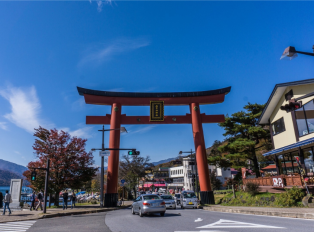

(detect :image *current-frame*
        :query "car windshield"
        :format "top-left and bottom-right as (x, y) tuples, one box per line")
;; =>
(143, 195), (161, 200)
(160, 195), (173, 200)
(183, 192), (197, 198)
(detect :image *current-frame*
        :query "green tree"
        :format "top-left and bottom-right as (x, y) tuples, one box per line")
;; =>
(119, 155), (150, 198)
(218, 103), (271, 177)
(207, 140), (232, 168)
(210, 169), (222, 190)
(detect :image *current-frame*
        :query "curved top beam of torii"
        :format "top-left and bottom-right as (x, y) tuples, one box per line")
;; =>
(77, 86), (231, 106)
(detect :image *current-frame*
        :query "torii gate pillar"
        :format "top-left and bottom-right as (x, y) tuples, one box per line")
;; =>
(190, 103), (214, 203)
(104, 103), (121, 207)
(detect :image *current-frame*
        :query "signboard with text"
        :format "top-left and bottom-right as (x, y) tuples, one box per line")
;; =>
(150, 101), (164, 121)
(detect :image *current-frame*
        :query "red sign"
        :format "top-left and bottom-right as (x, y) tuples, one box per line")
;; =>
(241, 167), (246, 179)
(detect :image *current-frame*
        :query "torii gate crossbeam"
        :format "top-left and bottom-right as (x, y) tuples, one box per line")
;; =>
(77, 86), (231, 206)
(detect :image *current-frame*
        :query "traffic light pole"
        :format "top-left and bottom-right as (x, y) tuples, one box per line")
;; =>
(30, 158), (50, 214)
(43, 158), (50, 214)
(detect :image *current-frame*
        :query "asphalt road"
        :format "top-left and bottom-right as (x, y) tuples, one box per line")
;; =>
(26, 207), (314, 232)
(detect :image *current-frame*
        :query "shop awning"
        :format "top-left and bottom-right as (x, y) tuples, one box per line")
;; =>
(142, 184), (166, 188)
(263, 137), (314, 156)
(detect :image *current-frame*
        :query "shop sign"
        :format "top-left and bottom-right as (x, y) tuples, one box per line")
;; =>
(272, 176), (284, 188)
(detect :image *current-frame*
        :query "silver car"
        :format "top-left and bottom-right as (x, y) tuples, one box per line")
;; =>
(131, 194), (166, 217)
(180, 190), (198, 209)
(160, 195), (176, 209)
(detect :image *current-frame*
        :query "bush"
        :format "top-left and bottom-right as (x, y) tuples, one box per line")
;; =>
(275, 186), (305, 207)
(245, 182), (259, 196)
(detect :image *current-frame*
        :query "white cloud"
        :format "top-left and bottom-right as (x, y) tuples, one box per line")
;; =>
(59, 127), (93, 139)
(0, 86), (49, 133)
(127, 125), (156, 135)
(0, 122), (8, 130)
(78, 37), (150, 67)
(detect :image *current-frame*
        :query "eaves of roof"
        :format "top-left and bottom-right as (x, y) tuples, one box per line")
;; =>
(258, 78), (314, 125)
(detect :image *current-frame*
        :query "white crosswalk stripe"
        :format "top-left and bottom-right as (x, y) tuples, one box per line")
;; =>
(0, 220), (37, 232)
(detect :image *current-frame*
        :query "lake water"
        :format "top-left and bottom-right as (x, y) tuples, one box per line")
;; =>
(0, 186), (33, 196)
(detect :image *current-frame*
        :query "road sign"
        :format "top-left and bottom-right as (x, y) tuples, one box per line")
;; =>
(121, 179), (125, 184)
(99, 151), (110, 157)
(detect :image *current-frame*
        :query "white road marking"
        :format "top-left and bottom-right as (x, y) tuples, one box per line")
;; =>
(197, 219), (285, 229)
(195, 218), (203, 222)
(0, 220), (36, 232)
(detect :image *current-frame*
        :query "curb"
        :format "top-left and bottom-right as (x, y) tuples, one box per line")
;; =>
(0, 205), (131, 223)
(39, 205), (131, 219)
(203, 206), (314, 219)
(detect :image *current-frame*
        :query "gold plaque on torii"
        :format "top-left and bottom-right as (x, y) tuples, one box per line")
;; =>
(150, 101), (164, 121)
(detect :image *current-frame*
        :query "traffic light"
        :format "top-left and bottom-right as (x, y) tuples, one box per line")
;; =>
(31, 171), (36, 181)
(191, 174), (195, 186)
(128, 150), (140, 155)
(280, 99), (302, 112)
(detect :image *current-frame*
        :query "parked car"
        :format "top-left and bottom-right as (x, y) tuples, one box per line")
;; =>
(173, 193), (181, 205)
(131, 194), (166, 217)
(180, 190), (198, 209)
(160, 195), (176, 209)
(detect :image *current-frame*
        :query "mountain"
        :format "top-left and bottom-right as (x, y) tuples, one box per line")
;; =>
(0, 169), (23, 186)
(0, 159), (29, 186)
(151, 157), (178, 166)
(0, 159), (27, 176)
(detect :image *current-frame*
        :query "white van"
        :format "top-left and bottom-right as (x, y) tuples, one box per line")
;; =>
(180, 190), (198, 209)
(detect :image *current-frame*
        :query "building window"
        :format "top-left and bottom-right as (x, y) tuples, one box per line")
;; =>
(295, 100), (314, 137)
(303, 148), (314, 176)
(271, 117), (286, 135)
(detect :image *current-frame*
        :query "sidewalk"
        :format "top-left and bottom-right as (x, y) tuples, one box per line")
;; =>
(203, 205), (314, 219)
(0, 201), (133, 223)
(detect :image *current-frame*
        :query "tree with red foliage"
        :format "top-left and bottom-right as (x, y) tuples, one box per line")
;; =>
(23, 126), (97, 206)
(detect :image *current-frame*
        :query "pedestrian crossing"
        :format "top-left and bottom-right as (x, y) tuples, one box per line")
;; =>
(0, 220), (37, 232)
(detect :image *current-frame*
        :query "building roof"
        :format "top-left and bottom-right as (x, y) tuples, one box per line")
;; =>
(261, 164), (277, 170)
(262, 137), (314, 156)
(77, 86), (231, 98)
(258, 78), (314, 124)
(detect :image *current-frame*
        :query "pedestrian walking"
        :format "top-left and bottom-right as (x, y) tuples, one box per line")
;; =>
(70, 191), (76, 209)
(30, 191), (36, 211)
(35, 190), (43, 211)
(62, 190), (68, 210)
(2, 190), (12, 215)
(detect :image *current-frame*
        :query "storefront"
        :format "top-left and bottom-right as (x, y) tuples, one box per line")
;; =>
(249, 78), (314, 191)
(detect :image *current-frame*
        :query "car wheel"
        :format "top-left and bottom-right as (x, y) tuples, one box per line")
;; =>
(139, 209), (143, 217)
(131, 207), (135, 215)
(160, 212), (165, 217)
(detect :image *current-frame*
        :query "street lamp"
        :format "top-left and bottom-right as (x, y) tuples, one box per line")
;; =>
(280, 45), (314, 60)
(91, 126), (132, 207)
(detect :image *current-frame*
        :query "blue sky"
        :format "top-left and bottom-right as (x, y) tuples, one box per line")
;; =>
(1, 1), (314, 167)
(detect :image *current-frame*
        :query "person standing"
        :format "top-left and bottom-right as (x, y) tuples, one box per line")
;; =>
(35, 190), (43, 211)
(30, 191), (36, 211)
(2, 190), (12, 215)
(70, 191), (76, 209)
(62, 190), (68, 210)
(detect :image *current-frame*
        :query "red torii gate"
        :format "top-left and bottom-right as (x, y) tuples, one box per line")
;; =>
(77, 86), (231, 206)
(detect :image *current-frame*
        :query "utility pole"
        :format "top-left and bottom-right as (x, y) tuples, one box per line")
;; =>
(99, 125), (106, 208)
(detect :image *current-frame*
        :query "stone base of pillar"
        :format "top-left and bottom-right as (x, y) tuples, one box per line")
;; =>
(200, 191), (215, 205)
(104, 193), (118, 207)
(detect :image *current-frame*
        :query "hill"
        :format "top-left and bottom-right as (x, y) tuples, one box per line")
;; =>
(0, 159), (27, 176)
(0, 169), (24, 186)
(151, 157), (178, 166)
(0, 159), (29, 186)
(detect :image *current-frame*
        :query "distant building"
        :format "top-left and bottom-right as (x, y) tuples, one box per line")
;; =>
(167, 157), (234, 191)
